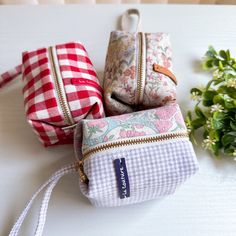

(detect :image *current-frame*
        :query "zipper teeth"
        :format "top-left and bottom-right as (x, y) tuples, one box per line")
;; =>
(136, 32), (145, 105)
(82, 132), (189, 161)
(48, 47), (73, 126)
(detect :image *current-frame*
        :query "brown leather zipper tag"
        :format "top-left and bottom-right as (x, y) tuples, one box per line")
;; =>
(153, 64), (177, 85)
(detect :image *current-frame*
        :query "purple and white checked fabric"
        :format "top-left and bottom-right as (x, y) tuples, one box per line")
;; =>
(79, 139), (198, 207)
(8, 106), (199, 235)
(74, 104), (199, 207)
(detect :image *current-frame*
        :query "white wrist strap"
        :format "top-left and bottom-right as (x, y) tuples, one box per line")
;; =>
(9, 163), (77, 236)
(121, 8), (141, 33)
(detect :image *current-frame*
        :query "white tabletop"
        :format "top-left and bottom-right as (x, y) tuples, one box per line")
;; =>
(1, 4), (236, 236)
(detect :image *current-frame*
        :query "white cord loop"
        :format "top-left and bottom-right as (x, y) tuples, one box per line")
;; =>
(121, 8), (141, 33)
(9, 163), (77, 236)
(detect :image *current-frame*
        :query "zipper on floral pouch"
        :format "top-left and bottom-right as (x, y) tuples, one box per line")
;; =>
(136, 32), (146, 106)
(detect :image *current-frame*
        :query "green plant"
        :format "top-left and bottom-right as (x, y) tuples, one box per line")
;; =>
(186, 46), (236, 158)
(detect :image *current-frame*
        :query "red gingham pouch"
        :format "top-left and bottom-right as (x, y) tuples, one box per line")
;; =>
(0, 42), (105, 146)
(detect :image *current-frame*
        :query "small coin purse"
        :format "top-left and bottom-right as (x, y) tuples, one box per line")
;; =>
(75, 103), (199, 207)
(103, 9), (177, 116)
(0, 42), (105, 146)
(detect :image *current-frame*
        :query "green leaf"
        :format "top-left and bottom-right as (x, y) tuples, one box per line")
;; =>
(194, 106), (206, 119)
(209, 129), (221, 141)
(191, 88), (202, 95)
(226, 49), (231, 61)
(212, 112), (226, 129)
(205, 46), (217, 58)
(187, 111), (192, 121)
(213, 111), (226, 120)
(218, 86), (236, 99)
(203, 90), (218, 100)
(222, 133), (236, 147)
(227, 131), (236, 137)
(213, 60), (220, 67)
(230, 121), (236, 131)
(202, 99), (214, 107)
(204, 60), (214, 69)
(219, 50), (227, 60)
(224, 146), (235, 155)
(219, 61), (224, 70)
(212, 119), (224, 130)
(213, 95), (225, 106)
(212, 142), (221, 156)
(191, 118), (206, 129)
(213, 79), (224, 86)
(225, 100), (235, 109)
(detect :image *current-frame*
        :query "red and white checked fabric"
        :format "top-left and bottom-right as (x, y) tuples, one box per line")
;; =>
(0, 64), (22, 88)
(1, 42), (105, 146)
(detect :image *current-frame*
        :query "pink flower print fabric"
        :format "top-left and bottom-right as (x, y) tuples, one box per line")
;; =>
(104, 31), (177, 116)
(119, 129), (146, 138)
(143, 33), (176, 108)
(155, 120), (173, 133)
(82, 104), (187, 152)
(155, 104), (177, 120)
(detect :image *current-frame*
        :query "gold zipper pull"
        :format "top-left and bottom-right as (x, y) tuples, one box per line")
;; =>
(153, 64), (178, 85)
(75, 161), (89, 184)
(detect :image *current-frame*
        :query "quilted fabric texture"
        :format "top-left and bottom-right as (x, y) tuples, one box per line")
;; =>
(103, 31), (177, 116)
(75, 104), (199, 207)
(21, 42), (104, 146)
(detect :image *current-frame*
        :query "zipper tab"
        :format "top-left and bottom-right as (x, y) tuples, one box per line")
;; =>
(75, 161), (89, 184)
(48, 46), (75, 126)
(153, 63), (178, 85)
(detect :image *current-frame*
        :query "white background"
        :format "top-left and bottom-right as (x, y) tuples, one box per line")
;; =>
(0, 4), (236, 236)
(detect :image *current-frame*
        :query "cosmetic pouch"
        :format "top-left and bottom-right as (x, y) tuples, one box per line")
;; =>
(75, 103), (198, 207)
(104, 9), (177, 116)
(0, 41), (105, 146)
(8, 104), (198, 236)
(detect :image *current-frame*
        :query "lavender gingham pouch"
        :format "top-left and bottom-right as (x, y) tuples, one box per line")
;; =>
(74, 103), (199, 207)
(8, 104), (199, 235)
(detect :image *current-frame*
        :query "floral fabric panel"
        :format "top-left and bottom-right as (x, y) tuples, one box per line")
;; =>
(144, 33), (176, 107)
(103, 31), (137, 115)
(103, 31), (177, 116)
(82, 104), (187, 151)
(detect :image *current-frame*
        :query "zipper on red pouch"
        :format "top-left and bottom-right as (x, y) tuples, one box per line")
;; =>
(48, 46), (75, 129)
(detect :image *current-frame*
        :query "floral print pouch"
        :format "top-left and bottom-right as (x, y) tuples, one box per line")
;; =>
(74, 103), (199, 207)
(104, 9), (177, 116)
